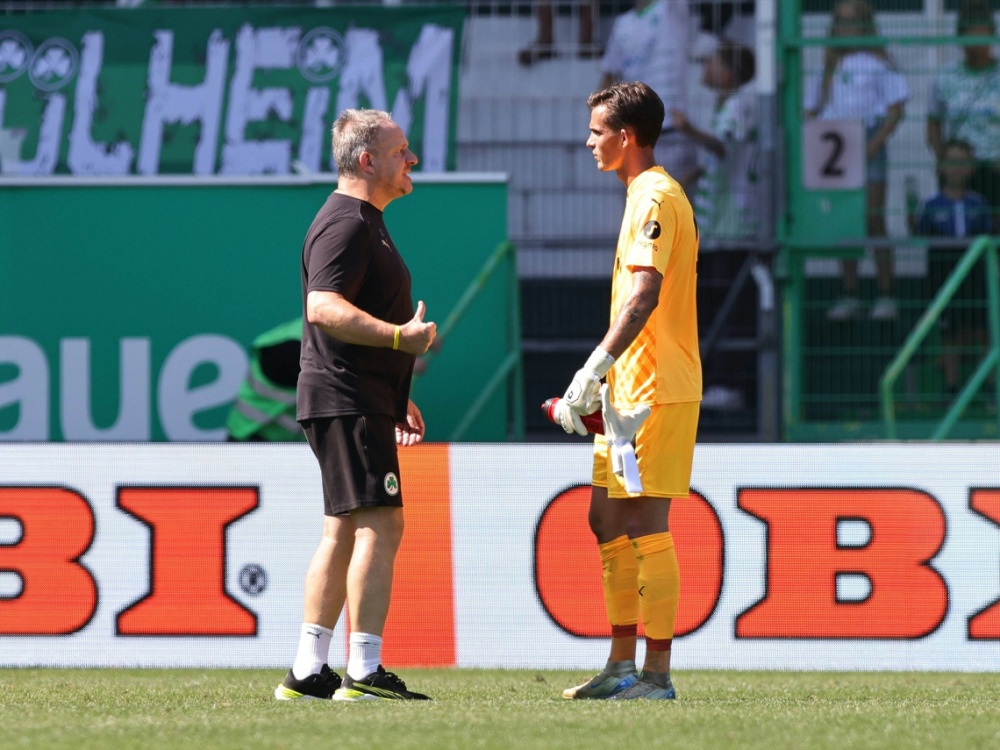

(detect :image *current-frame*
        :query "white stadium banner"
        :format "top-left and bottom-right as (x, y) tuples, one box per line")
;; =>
(1, 443), (999, 671)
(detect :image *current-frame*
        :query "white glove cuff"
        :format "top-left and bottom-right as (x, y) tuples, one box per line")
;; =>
(584, 347), (615, 379)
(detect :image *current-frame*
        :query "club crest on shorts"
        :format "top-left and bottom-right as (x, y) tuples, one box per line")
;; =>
(384, 472), (400, 496)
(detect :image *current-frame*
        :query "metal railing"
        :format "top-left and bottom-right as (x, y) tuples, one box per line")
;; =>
(421, 239), (524, 441)
(777, 0), (1000, 442)
(880, 235), (1000, 440)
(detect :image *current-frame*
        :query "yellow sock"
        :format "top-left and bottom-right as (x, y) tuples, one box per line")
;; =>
(632, 532), (680, 640)
(599, 535), (639, 630)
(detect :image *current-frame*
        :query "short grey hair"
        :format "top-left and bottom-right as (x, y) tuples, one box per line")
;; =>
(331, 108), (394, 177)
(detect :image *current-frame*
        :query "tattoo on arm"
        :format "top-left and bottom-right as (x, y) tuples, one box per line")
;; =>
(601, 269), (662, 356)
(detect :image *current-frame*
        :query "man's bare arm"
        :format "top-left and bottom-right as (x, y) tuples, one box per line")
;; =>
(306, 290), (435, 354)
(599, 267), (662, 358)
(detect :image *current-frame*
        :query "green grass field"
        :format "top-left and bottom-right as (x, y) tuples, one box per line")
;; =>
(2, 669), (999, 750)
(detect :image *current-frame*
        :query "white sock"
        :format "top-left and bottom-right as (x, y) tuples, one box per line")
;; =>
(291, 623), (333, 680)
(347, 632), (383, 680)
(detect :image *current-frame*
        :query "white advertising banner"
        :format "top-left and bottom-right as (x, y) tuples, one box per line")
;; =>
(1, 443), (999, 671)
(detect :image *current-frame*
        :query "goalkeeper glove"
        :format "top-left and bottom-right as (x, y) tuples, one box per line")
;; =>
(600, 383), (650, 493)
(555, 347), (615, 435)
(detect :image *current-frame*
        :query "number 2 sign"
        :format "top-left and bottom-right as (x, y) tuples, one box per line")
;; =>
(802, 119), (865, 190)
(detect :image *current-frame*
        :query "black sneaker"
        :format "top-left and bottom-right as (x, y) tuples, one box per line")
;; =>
(273, 664), (342, 700)
(333, 665), (431, 701)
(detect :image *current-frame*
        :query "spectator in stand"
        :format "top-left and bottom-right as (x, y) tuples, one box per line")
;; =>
(913, 140), (995, 239)
(912, 139), (996, 396)
(599, 0), (698, 191)
(927, 0), (1000, 229)
(805, 0), (908, 322)
(519, 1), (600, 65)
(673, 41), (758, 240)
(672, 40), (758, 412)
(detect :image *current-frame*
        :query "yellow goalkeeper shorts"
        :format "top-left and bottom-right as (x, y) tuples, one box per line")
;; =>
(592, 400), (699, 499)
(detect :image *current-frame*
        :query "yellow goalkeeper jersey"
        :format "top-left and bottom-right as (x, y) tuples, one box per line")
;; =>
(607, 166), (702, 408)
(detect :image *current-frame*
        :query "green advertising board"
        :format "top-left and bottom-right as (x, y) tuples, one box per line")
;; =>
(0, 5), (464, 175)
(0, 175), (513, 442)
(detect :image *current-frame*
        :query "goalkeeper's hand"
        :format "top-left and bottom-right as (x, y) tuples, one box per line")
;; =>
(551, 398), (586, 436)
(600, 383), (650, 493)
(556, 348), (615, 435)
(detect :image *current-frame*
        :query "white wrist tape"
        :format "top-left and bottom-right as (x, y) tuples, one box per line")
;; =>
(584, 347), (615, 379)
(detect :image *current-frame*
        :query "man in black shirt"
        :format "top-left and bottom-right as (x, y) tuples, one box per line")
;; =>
(274, 108), (436, 702)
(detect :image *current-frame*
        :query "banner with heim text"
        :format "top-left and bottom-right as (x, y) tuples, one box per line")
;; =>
(0, 5), (464, 176)
(2, 442), (1000, 671)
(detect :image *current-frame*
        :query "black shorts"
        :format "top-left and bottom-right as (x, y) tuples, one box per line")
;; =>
(302, 414), (403, 516)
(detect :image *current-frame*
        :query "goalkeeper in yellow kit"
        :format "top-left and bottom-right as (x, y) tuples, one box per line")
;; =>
(551, 81), (702, 700)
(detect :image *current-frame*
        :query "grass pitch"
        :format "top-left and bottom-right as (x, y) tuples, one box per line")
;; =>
(2, 669), (999, 750)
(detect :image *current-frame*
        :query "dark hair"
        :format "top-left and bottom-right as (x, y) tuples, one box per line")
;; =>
(586, 82), (664, 148)
(716, 40), (756, 87)
(942, 138), (975, 157)
(957, 0), (997, 34)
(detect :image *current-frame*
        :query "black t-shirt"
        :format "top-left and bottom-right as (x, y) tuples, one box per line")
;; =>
(297, 192), (415, 421)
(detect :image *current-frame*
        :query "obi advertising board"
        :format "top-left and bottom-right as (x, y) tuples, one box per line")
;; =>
(2, 442), (999, 671)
